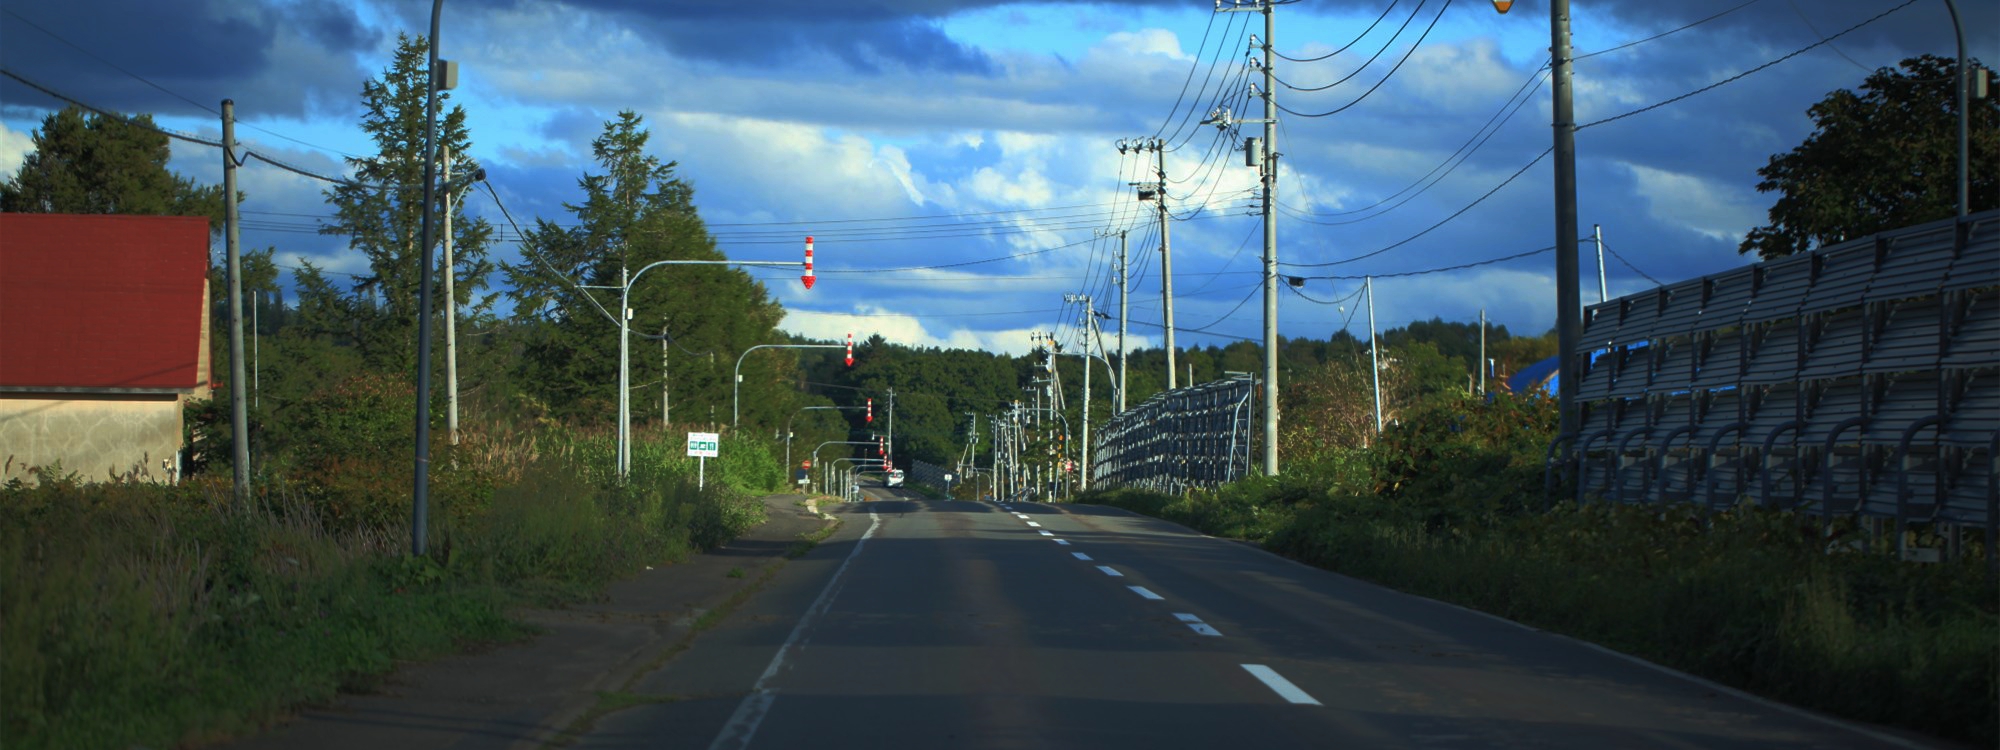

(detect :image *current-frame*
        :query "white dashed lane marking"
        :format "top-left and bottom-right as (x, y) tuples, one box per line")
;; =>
(1026, 521), (1042, 527)
(1053, 539), (1071, 546)
(1128, 586), (1163, 600)
(1241, 665), (1321, 705)
(1038, 530), (1054, 536)
(1072, 552), (1093, 561)
(1095, 565), (1124, 577)
(1173, 613), (1223, 637)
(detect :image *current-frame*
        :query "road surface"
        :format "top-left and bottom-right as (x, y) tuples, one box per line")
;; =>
(578, 486), (1945, 750)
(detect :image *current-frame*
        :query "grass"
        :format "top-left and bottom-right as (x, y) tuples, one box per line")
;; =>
(0, 427), (777, 750)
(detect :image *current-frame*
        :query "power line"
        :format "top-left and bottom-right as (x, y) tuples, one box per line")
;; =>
(1271, 0), (1426, 92)
(1274, 0), (1452, 119)
(0, 9), (361, 158)
(1276, 65), (1547, 224)
(1574, 0), (1767, 61)
(1290, 244), (1556, 281)
(1281, 146), (1552, 268)
(1576, 0), (1918, 131)
(1271, 0), (1404, 63)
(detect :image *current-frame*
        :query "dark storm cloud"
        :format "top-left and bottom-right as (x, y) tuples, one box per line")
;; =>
(452, 0), (1041, 74)
(0, 0), (377, 120)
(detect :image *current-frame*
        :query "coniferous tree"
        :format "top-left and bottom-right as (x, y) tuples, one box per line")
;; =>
(321, 33), (493, 369)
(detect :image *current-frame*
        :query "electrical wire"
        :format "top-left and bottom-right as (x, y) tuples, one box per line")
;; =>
(1277, 65), (1547, 223)
(1271, 1), (1403, 63)
(1273, 0), (1452, 119)
(1271, 0), (1426, 93)
(1281, 146), (1552, 268)
(0, 7), (363, 158)
(1292, 244), (1556, 280)
(1574, 0), (1766, 61)
(1576, 0), (1917, 131)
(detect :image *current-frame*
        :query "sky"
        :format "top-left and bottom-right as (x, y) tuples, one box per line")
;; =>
(1, 0), (1993, 358)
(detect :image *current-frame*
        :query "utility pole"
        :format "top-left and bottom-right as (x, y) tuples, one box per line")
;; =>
(661, 320), (670, 424)
(1117, 230), (1129, 412)
(1593, 224), (1608, 303)
(1491, 0), (1580, 436)
(886, 387), (896, 470)
(1065, 295), (1096, 490)
(1367, 276), (1382, 434)
(1478, 308), (1488, 396)
(221, 100), (250, 505)
(1551, 0), (1582, 437)
(1210, 0), (1280, 474)
(443, 143), (460, 445)
(1156, 144), (1177, 391)
(672, 324), (680, 428)
(1121, 138), (1175, 389)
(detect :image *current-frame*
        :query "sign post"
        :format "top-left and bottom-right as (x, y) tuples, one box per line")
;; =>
(687, 431), (720, 489)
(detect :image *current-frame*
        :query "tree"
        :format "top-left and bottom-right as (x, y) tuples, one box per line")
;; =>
(1742, 55), (1997, 260)
(0, 105), (225, 230)
(321, 33), (493, 369)
(506, 111), (788, 428)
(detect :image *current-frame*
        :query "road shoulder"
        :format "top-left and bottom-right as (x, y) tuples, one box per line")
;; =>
(219, 493), (840, 750)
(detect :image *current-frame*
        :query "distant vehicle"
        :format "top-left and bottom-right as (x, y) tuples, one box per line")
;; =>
(885, 469), (905, 488)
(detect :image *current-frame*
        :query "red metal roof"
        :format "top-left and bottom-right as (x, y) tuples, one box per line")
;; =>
(0, 213), (210, 391)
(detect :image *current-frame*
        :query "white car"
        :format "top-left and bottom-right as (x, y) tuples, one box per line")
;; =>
(885, 469), (905, 487)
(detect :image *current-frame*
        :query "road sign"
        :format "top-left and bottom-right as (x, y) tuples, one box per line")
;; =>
(802, 459), (812, 470)
(687, 432), (720, 458)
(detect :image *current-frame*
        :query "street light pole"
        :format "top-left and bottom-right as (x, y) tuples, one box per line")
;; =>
(409, 0), (446, 556)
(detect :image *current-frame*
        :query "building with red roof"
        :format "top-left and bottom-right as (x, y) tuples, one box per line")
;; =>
(1, 213), (212, 484)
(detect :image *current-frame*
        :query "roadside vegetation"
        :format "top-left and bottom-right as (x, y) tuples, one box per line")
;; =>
(1080, 392), (1996, 746)
(0, 418), (777, 750)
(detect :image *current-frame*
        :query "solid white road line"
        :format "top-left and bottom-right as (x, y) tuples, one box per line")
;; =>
(1095, 565), (1124, 577)
(1241, 664), (1321, 706)
(710, 512), (882, 750)
(1072, 552), (1093, 561)
(1128, 586), (1163, 600)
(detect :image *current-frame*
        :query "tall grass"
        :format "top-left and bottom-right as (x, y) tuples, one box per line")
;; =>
(0, 425), (770, 750)
(1082, 395), (1997, 746)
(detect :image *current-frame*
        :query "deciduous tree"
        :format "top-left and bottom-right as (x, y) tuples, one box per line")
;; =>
(1742, 55), (1997, 260)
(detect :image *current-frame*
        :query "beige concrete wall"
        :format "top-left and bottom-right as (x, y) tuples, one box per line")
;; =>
(0, 395), (183, 485)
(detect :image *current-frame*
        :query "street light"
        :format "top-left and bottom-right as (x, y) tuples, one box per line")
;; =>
(735, 341), (850, 428)
(410, 0), (448, 557)
(584, 237), (817, 478)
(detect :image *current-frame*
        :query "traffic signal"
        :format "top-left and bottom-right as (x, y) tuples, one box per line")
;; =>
(845, 331), (854, 366)
(866, 397), (873, 423)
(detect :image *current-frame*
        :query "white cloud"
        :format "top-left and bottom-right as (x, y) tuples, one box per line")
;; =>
(0, 121), (32, 178)
(1619, 162), (1763, 245)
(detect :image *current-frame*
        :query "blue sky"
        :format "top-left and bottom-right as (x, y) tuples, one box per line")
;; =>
(2, 0), (1993, 357)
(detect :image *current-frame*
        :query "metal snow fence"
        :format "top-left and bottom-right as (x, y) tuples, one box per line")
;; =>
(1557, 210), (1998, 541)
(1091, 374), (1257, 494)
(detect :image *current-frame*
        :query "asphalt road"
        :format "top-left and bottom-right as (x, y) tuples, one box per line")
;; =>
(578, 487), (1947, 750)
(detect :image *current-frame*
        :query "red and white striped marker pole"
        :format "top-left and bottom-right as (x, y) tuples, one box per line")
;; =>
(801, 236), (815, 290)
